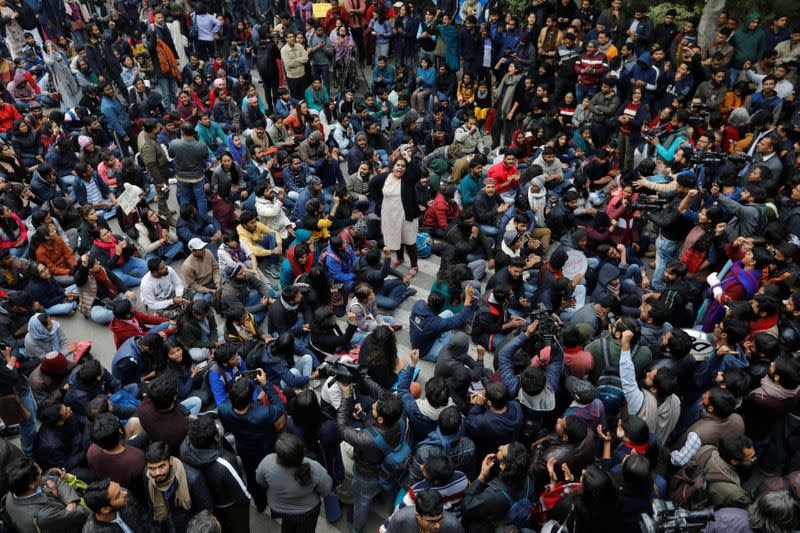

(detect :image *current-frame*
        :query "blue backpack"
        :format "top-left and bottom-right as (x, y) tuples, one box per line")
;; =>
(366, 418), (412, 491)
(416, 233), (433, 258)
(595, 337), (639, 418)
(500, 477), (533, 528)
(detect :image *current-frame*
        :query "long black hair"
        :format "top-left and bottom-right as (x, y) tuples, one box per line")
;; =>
(139, 208), (167, 243)
(275, 433), (311, 485)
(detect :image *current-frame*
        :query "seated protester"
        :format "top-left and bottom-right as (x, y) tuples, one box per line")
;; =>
(111, 333), (165, 392)
(267, 284), (308, 340)
(179, 416), (256, 532)
(175, 204), (222, 253)
(218, 264), (274, 325)
(347, 282), (400, 333)
(140, 257), (189, 319)
(334, 383), (406, 533)
(135, 208), (183, 264)
(262, 332), (319, 392)
(298, 198), (338, 247)
(154, 344), (204, 418)
(279, 239), (314, 289)
(24, 312), (74, 363)
(353, 246), (416, 311)
(407, 405), (476, 488)
(308, 307), (360, 358)
(321, 235), (358, 297)
(670, 387), (745, 466)
(386, 474), (467, 532)
(421, 186), (461, 239)
(90, 227), (149, 289)
(445, 208), (495, 266)
(207, 343), (250, 407)
(109, 298), (171, 350)
(181, 238), (221, 305)
(76, 205), (112, 256)
(291, 175), (327, 223)
(86, 413), (145, 494)
(472, 178), (510, 238)
(72, 162), (118, 220)
(4, 456), (87, 532)
(254, 182), (294, 241)
(530, 415), (596, 487)
(82, 478), (158, 533)
(536, 325), (594, 379)
(618, 329), (681, 444)
(33, 403), (91, 480)
(434, 332), (490, 410)
(175, 300), (219, 363)
(587, 316), (653, 382)
(74, 254), (128, 326)
(692, 434), (755, 509)
(28, 351), (72, 409)
(135, 373), (191, 457)
(255, 432), (333, 531)
(398, 349), (455, 444)
(749, 293), (780, 337)
(410, 287), (477, 363)
(561, 375), (607, 431)
(237, 210), (283, 279)
(461, 442), (532, 531)
(64, 359), (121, 418)
(219, 229), (264, 284)
(471, 285), (525, 351)
(486, 257), (539, 313)
(637, 296), (671, 354)
(218, 370), (287, 513)
(591, 262), (642, 303)
(143, 441), (214, 533)
(465, 381), (523, 460)
(26, 262), (79, 316)
(30, 224), (77, 286)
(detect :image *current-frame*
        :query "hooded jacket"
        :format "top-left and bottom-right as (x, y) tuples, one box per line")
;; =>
(64, 365), (120, 417)
(336, 396), (404, 478)
(179, 438), (251, 509)
(409, 300), (475, 357)
(408, 425), (476, 486)
(465, 399), (523, 458)
(470, 291), (508, 350)
(731, 13), (766, 69)
(397, 364), (455, 444)
(434, 332), (488, 407)
(625, 51), (659, 94)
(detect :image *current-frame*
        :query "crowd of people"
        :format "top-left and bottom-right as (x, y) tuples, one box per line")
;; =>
(0, 0), (798, 532)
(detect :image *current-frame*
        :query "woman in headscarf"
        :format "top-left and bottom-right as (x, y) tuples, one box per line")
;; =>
(41, 41), (82, 110)
(23, 312), (73, 361)
(226, 132), (247, 168)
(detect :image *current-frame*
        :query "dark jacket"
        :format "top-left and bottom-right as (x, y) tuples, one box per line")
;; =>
(111, 336), (151, 386)
(434, 332), (488, 408)
(64, 366), (120, 417)
(462, 475), (534, 533)
(217, 384), (286, 458)
(27, 277), (67, 309)
(336, 396), (403, 478)
(33, 415), (89, 472)
(146, 461), (213, 533)
(530, 430), (596, 486)
(470, 291), (508, 350)
(409, 299), (475, 357)
(179, 439), (251, 509)
(408, 425), (476, 486)
(263, 344), (314, 389)
(266, 297), (305, 337)
(465, 400), (524, 459)
(81, 498), (158, 533)
(176, 313), (219, 350)
(353, 255), (404, 291)
(72, 174), (113, 206)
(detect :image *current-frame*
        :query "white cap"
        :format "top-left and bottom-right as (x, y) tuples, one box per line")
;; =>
(188, 238), (207, 251)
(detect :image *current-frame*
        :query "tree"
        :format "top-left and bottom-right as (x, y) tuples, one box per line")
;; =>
(697, 0), (727, 50)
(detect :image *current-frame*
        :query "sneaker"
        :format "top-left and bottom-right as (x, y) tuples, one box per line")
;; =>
(168, 178), (177, 185)
(266, 264), (281, 279)
(402, 287), (418, 299)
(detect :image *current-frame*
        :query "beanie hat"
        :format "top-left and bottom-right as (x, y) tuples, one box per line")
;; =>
(40, 351), (69, 374)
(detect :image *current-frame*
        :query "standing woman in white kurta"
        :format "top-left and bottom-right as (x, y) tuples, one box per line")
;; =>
(380, 154), (421, 277)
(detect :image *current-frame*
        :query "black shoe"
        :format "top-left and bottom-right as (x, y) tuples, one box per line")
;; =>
(1, 425), (20, 439)
(402, 287), (418, 299)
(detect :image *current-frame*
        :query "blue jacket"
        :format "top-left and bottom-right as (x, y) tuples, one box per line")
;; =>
(208, 359), (250, 406)
(498, 333), (563, 414)
(218, 383), (286, 456)
(100, 95), (131, 137)
(465, 399), (523, 457)
(176, 214), (220, 245)
(72, 174), (113, 206)
(372, 64), (396, 86)
(409, 300), (475, 357)
(275, 97), (298, 119)
(262, 343), (315, 389)
(625, 15), (654, 53)
(624, 52), (659, 96)
(27, 278), (66, 309)
(111, 336), (151, 386)
(64, 366), (120, 416)
(282, 162), (313, 194)
(44, 145), (77, 177)
(291, 186), (324, 221)
(397, 363), (439, 444)
(322, 243), (356, 284)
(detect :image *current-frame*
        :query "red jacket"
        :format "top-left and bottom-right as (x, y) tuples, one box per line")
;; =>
(487, 161), (520, 193)
(422, 192), (460, 230)
(0, 103), (20, 133)
(110, 311), (171, 349)
(0, 212), (26, 248)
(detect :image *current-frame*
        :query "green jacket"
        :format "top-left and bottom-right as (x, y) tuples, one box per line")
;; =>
(731, 13), (766, 69)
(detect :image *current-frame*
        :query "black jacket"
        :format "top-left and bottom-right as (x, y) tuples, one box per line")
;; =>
(82, 497), (158, 533)
(33, 416), (89, 472)
(144, 461), (214, 533)
(471, 291), (508, 349)
(336, 396), (404, 478)
(267, 298), (304, 337)
(472, 191), (502, 226)
(546, 200), (577, 240)
(648, 198), (693, 242)
(179, 439), (250, 509)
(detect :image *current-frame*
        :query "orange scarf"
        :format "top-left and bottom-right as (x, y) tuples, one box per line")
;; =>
(155, 38), (181, 80)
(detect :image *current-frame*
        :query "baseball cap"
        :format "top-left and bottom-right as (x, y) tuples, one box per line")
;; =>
(188, 238), (208, 251)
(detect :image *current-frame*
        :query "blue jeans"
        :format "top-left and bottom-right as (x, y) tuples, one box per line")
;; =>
(652, 235), (681, 292)
(280, 353), (314, 389)
(177, 178), (208, 216)
(421, 310), (454, 362)
(351, 472), (388, 533)
(259, 233), (279, 265)
(19, 388), (36, 455)
(148, 322), (172, 334)
(147, 241), (184, 264)
(181, 396), (202, 416)
(112, 257), (149, 288)
(245, 291), (268, 324)
(90, 305), (114, 324)
(46, 284), (79, 315)
(192, 292), (215, 305)
(575, 84), (598, 102)
(9, 245), (27, 258)
(311, 64), (331, 93)
(375, 279), (408, 310)
(157, 76), (179, 109)
(479, 224), (499, 238)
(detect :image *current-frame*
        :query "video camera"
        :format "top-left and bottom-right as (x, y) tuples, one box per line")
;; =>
(317, 355), (360, 388)
(639, 500), (715, 533)
(690, 151), (752, 167)
(643, 124), (669, 142)
(688, 104), (710, 126)
(630, 198), (669, 210)
(529, 303), (559, 344)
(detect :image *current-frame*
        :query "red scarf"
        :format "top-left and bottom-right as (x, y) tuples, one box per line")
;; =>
(625, 441), (649, 455)
(92, 266), (119, 299)
(750, 314), (778, 335)
(287, 244), (314, 277)
(93, 236), (123, 266)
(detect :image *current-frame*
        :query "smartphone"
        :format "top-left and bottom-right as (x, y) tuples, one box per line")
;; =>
(195, 360), (208, 371)
(240, 370), (259, 380)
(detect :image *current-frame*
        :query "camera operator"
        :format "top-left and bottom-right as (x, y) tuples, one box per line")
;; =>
(711, 182), (769, 241)
(644, 171), (696, 292)
(648, 109), (691, 164)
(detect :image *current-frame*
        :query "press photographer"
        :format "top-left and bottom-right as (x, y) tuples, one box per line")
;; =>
(648, 109), (692, 164)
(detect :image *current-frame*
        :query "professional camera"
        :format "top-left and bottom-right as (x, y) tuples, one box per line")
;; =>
(642, 124), (669, 142)
(690, 151), (752, 168)
(317, 355), (360, 387)
(530, 303), (559, 343)
(639, 500), (715, 533)
(688, 104), (710, 126)
(630, 198), (669, 210)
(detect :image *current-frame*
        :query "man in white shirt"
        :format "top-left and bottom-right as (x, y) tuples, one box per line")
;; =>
(139, 257), (188, 319)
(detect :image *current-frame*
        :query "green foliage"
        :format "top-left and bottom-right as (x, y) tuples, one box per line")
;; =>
(505, 0), (531, 19)
(647, 3), (697, 24)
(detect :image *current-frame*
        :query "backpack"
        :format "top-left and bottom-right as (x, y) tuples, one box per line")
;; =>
(188, 13), (198, 41)
(668, 447), (733, 508)
(500, 477), (534, 528)
(366, 418), (412, 491)
(595, 337), (639, 418)
(416, 232), (433, 258)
